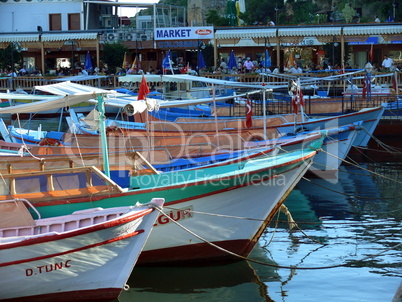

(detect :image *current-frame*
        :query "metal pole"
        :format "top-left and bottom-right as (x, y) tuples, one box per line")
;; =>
(263, 89), (266, 139)
(11, 42), (14, 91)
(96, 93), (110, 178)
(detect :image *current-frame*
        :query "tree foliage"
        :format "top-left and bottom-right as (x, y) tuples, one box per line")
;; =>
(323, 42), (350, 68)
(0, 44), (23, 71)
(206, 10), (229, 26)
(241, 0), (400, 25)
(101, 43), (128, 74)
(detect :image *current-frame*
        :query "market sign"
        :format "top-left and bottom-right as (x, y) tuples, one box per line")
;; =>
(154, 27), (214, 41)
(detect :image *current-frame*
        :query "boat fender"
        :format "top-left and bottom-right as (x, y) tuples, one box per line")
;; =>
(38, 137), (62, 146)
(295, 127), (309, 133)
(247, 135), (264, 141)
(106, 126), (123, 135)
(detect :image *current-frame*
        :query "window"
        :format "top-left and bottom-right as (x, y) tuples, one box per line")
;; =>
(49, 14), (61, 31)
(68, 13), (80, 30)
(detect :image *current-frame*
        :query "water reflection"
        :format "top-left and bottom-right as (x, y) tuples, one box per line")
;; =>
(120, 250), (278, 302)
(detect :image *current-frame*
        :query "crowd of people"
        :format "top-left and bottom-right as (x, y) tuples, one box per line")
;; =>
(212, 53), (400, 75)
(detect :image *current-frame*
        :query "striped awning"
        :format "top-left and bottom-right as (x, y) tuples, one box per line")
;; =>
(0, 34), (40, 43)
(343, 25), (402, 35)
(41, 33), (98, 42)
(278, 27), (342, 36)
(215, 28), (277, 39)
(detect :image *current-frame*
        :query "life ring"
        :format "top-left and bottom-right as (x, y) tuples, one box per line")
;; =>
(107, 33), (115, 41)
(126, 33), (133, 41)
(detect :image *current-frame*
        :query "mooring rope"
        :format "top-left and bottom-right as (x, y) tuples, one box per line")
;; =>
(153, 206), (401, 270)
(360, 126), (402, 154)
(301, 176), (402, 200)
(320, 149), (402, 184)
(162, 206), (399, 225)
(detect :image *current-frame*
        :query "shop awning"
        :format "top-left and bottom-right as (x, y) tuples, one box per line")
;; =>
(343, 25), (402, 35)
(215, 29), (277, 39)
(278, 27), (342, 36)
(0, 34), (40, 43)
(41, 33), (98, 42)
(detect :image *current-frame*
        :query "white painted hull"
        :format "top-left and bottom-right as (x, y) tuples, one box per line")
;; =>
(140, 159), (312, 264)
(276, 106), (385, 147)
(0, 202), (161, 301)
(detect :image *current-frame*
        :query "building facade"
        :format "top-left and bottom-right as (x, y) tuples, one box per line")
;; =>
(0, 0), (401, 76)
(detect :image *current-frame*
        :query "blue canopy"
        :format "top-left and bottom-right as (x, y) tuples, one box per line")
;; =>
(198, 51), (206, 70)
(262, 49), (271, 69)
(162, 50), (172, 69)
(227, 50), (237, 70)
(84, 51), (93, 71)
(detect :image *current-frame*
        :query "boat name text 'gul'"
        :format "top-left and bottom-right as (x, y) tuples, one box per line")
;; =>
(154, 207), (193, 227)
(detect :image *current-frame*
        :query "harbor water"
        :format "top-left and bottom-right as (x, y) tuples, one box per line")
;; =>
(8, 117), (401, 302)
(119, 162), (402, 302)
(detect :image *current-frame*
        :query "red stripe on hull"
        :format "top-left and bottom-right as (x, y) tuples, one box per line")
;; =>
(1, 288), (122, 302)
(137, 239), (253, 266)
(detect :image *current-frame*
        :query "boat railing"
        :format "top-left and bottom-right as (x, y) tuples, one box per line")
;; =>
(0, 166), (123, 199)
(1, 73), (399, 94)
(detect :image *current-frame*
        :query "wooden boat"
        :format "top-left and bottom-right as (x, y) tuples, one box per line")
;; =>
(245, 123), (361, 179)
(0, 146), (319, 265)
(0, 198), (163, 301)
(0, 84), (325, 265)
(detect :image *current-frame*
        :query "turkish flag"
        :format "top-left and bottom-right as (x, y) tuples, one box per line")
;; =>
(181, 62), (189, 74)
(291, 91), (298, 114)
(245, 97), (253, 128)
(137, 74), (150, 101)
(393, 72), (399, 95)
(298, 87), (305, 107)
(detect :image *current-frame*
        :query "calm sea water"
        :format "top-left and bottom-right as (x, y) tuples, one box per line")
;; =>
(9, 118), (402, 302)
(119, 162), (402, 302)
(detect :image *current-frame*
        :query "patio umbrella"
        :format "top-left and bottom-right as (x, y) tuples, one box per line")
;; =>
(162, 50), (173, 73)
(197, 51), (206, 70)
(262, 49), (271, 71)
(122, 52), (129, 69)
(129, 56), (138, 73)
(84, 51), (93, 71)
(286, 51), (296, 69)
(226, 0), (238, 26)
(227, 50), (237, 70)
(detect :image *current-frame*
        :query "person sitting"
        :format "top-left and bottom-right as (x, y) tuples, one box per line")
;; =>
(288, 64), (302, 74)
(19, 65), (27, 76)
(272, 66), (280, 73)
(385, 14), (394, 22)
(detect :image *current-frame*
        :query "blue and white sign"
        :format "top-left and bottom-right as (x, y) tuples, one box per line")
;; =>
(349, 37), (378, 45)
(154, 27), (214, 41)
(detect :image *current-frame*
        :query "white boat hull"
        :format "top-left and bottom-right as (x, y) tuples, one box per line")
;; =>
(139, 160), (311, 264)
(0, 202), (161, 301)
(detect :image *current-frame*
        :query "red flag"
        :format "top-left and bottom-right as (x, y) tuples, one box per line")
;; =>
(362, 78), (367, 100)
(394, 72), (399, 95)
(137, 74), (150, 101)
(245, 97), (253, 128)
(298, 87), (305, 107)
(181, 62), (189, 74)
(291, 91), (298, 114)
(369, 43), (374, 62)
